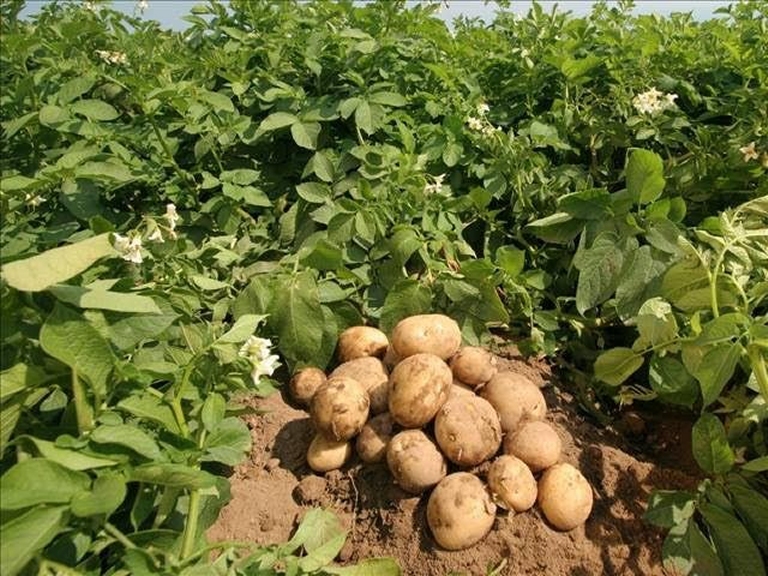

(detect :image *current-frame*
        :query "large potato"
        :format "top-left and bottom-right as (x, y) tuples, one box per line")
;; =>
(434, 396), (501, 467)
(310, 376), (370, 441)
(307, 434), (352, 472)
(289, 367), (327, 406)
(503, 420), (561, 472)
(427, 472), (497, 550)
(391, 314), (461, 360)
(538, 463), (593, 531)
(337, 326), (389, 362)
(356, 413), (395, 464)
(487, 455), (537, 512)
(386, 430), (446, 494)
(330, 357), (389, 414)
(388, 353), (452, 428)
(480, 372), (546, 433)
(449, 346), (497, 388)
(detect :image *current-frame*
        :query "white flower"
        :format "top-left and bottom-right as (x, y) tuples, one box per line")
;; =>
(467, 116), (483, 131)
(24, 193), (46, 208)
(476, 103), (490, 116)
(95, 50), (128, 66)
(136, 0), (149, 13)
(739, 142), (759, 162)
(147, 227), (163, 242)
(632, 88), (678, 116)
(82, 1), (98, 11)
(424, 173), (446, 195)
(239, 336), (281, 384)
(112, 232), (143, 264)
(165, 203), (179, 228)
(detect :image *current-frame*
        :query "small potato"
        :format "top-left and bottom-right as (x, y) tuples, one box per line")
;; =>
(356, 413), (395, 464)
(391, 314), (462, 360)
(307, 434), (352, 472)
(487, 455), (537, 512)
(503, 420), (561, 473)
(427, 472), (497, 550)
(480, 372), (546, 433)
(450, 378), (476, 398)
(310, 377), (370, 441)
(434, 396), (501, 467)
(289, 367), (327, 406)
(330, 357), (389, 414)
(337, 326), (389, 363)
(450, 347), (497, 388)
(388, 353), (452, 428)
(538, 463), (593, 531)
(386, 430), (446, 494)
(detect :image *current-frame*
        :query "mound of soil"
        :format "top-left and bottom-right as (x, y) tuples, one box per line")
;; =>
(208, 352), (699, 575)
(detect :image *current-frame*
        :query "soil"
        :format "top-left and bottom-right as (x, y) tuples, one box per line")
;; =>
(208, 349), (700, 576)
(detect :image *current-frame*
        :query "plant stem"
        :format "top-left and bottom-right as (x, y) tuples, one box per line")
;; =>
(71, 369), (93, 433)
(747, 345), (768, 401)
(147, 115), (196, 193)
(104, 522), (137, 550)
(180, 489), (202, 560)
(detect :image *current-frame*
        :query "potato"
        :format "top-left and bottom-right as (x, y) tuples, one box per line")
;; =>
(450, 378), (476, 398)
(337, 326), (389, 362)
(487, 455), (537, 512)
(480, 372), (546, 433)
(427, 472), (497, 550)
(391, 314), (462, 360)
(356, 413), (395, 464)
(388, 353), (452, 428)
(449, 346), (497, 387)
(310, 376), (370, 441)
(386, 430), (446, 494)
(307, 434), (352, 472)
(289, 367), (327, 406)
(538, 463), (593, 531)
(503, 420), (561, 472)
(330, 357), (389, 414)
(382, 345), (401, 370)
(434, 396), (501, 467)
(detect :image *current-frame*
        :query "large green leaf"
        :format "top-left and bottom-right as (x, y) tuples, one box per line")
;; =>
(691, 414), (734, 475)
(117, 394), (181, 434)
(128, 463), (217, 489)
(661, 518), (723, 576)
(644, 490), (696, 528)
(291, 121), (321, 150)
(729, 483), (768, 552)
(594, 347), (644, 386)
(0, 505), (69, 576)
(270, 271), (325, 369)
(70, 99), (119, 121)
(700, 503), (766, 576)
(49, 285), (163, 314)
(379, 279), (432, 334)
(201, 417), (251, 466)
(325, 558), (402, 576)
(90, 424), (163, 461)
(626, 148), (665, 205)
(0, 459), (90, 510)
(648, 354), (698, 407)
(16, 436), (120, 471)
(693, 343), (742, 407)
(574, 233), (626, 314)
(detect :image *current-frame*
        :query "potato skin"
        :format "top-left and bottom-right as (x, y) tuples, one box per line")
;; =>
(480, 372), (546, 433)
(503, 420), (561, 472)
(487, 455), (537, 512)
(310, 376), (370, 441)
(289, 367), (327, 406)
(330, 357), (389, 414)
(427, 472), (497, 550)
(356, 413), (395, 464)
(434, 396), (502, 467)
(391, 314), (462, 360)
(307, 434), (352, 472)
(450, 378), (476, 398)
(386, 430), (446, 494)
(450, 347), (497, 387)
(388, 353), (452, 428)
(538, 463), (593, 530)
(337, 326), (389, 363)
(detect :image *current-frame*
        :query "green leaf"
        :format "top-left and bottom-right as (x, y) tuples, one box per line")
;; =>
(306, 151), (335, 182)
(696, 313), (750, 346)
(742, 456), (768, 472)
(18, 436), (120, 470)
(270, 271), (325, 369)
(106, 313), (177, 350)
(700, 503), (766, 576)
(626, 148), (665, 205)
(57, 75), (95, 104)
(634, 297), (678, 349)
(691, 414), (734, 475)
(662, 519), (723, 576)
(525, 212), (584, 244)
(574, 234), (626, 314)
(301, 239), (343, 271)
(648, 354), (698, 407)
(70, 472), (126, 517)
(259, 111), (298, 131)
(288, 508), (345, 554)
(117, 394), (181, 434)
(128, 463), (218, 489)
(367, 91), (407, 107)
(1, 393), (27, 457)
(219, 169), (260, 185)
(296, 182), (332, 203)
(199, 90), (235, 113)
(379, 279), (432, 334)
(39, 104), (70, 126)
(693, 343), (742, 407)
(1, 233), (113, 292)
(594, 347), (644, 386)
(354, 100), (374, 135)
(661, 258), (710, 312)
(217, 314), (268, 344)
(75, 161), (134, 183)
(324, 558), (402, 576)
(644, 490), (696, 528)
(201, 417), (251, 466)
(388, 228), (421, 267)
(291, 121), (321, 150)
(0, 459), (90, 509)
(69, 99), (119, 121)
(0, 505), (69, 576)
(49, 285), (163, 314)
(190, 275), (229, 291)
(0, 174), (38, 191)
(615, 246), (668, 320)
(90, 424), (163, 461)
(0, 363), (45, 400)
(40, 303), (115, 396)
(558, 188), (613, 220)
(495, 246), (525, 278)
(201, 393), (226, 433)
(298, 532), (347, 572)
(729, 483), (768, 552)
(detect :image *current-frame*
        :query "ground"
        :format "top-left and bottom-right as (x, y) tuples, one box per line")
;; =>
(208, 349), (699, 576)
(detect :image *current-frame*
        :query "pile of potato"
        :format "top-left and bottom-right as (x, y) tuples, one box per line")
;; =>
(289, 314), (593, 550)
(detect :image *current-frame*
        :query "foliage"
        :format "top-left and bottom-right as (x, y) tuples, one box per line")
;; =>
(1, 0), (767, 574)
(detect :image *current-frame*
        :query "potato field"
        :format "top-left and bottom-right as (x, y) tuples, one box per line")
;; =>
(1, 0), (767, 575)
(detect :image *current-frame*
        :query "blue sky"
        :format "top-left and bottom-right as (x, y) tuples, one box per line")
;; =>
(21, 1), (729, 29)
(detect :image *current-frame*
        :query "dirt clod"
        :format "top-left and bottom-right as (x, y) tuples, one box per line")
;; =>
(293, 475), (328, 504)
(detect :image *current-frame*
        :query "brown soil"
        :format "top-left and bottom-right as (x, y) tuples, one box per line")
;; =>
(208, 352), (699, 576)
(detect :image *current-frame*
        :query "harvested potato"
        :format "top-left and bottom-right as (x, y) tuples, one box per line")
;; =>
(391, 314), (462, 360)
(388, 353), (452, 428)
(356, 413), (395, 464)
(382, 345), (401, 370)
(538, 463), (593, 530)
(427, 472), (497, 550)
(386, 430), (446, 494)
(449, 346), (497, 387)
(307, 434), (352, 472)
(434, 396), (501, 467)
(450, 378), (476, 398)
(289, 367), (327, 406)
(503, 420), (561, 472)
(337, 326), (389, 362)
(330, 357), (389, 414)
(480, 372), (546, 433)
(487, 455), (537, 512)
(310, 376), (370, 441)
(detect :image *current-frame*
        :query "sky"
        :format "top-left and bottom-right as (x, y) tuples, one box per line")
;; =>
(20, 1), (730, 29)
